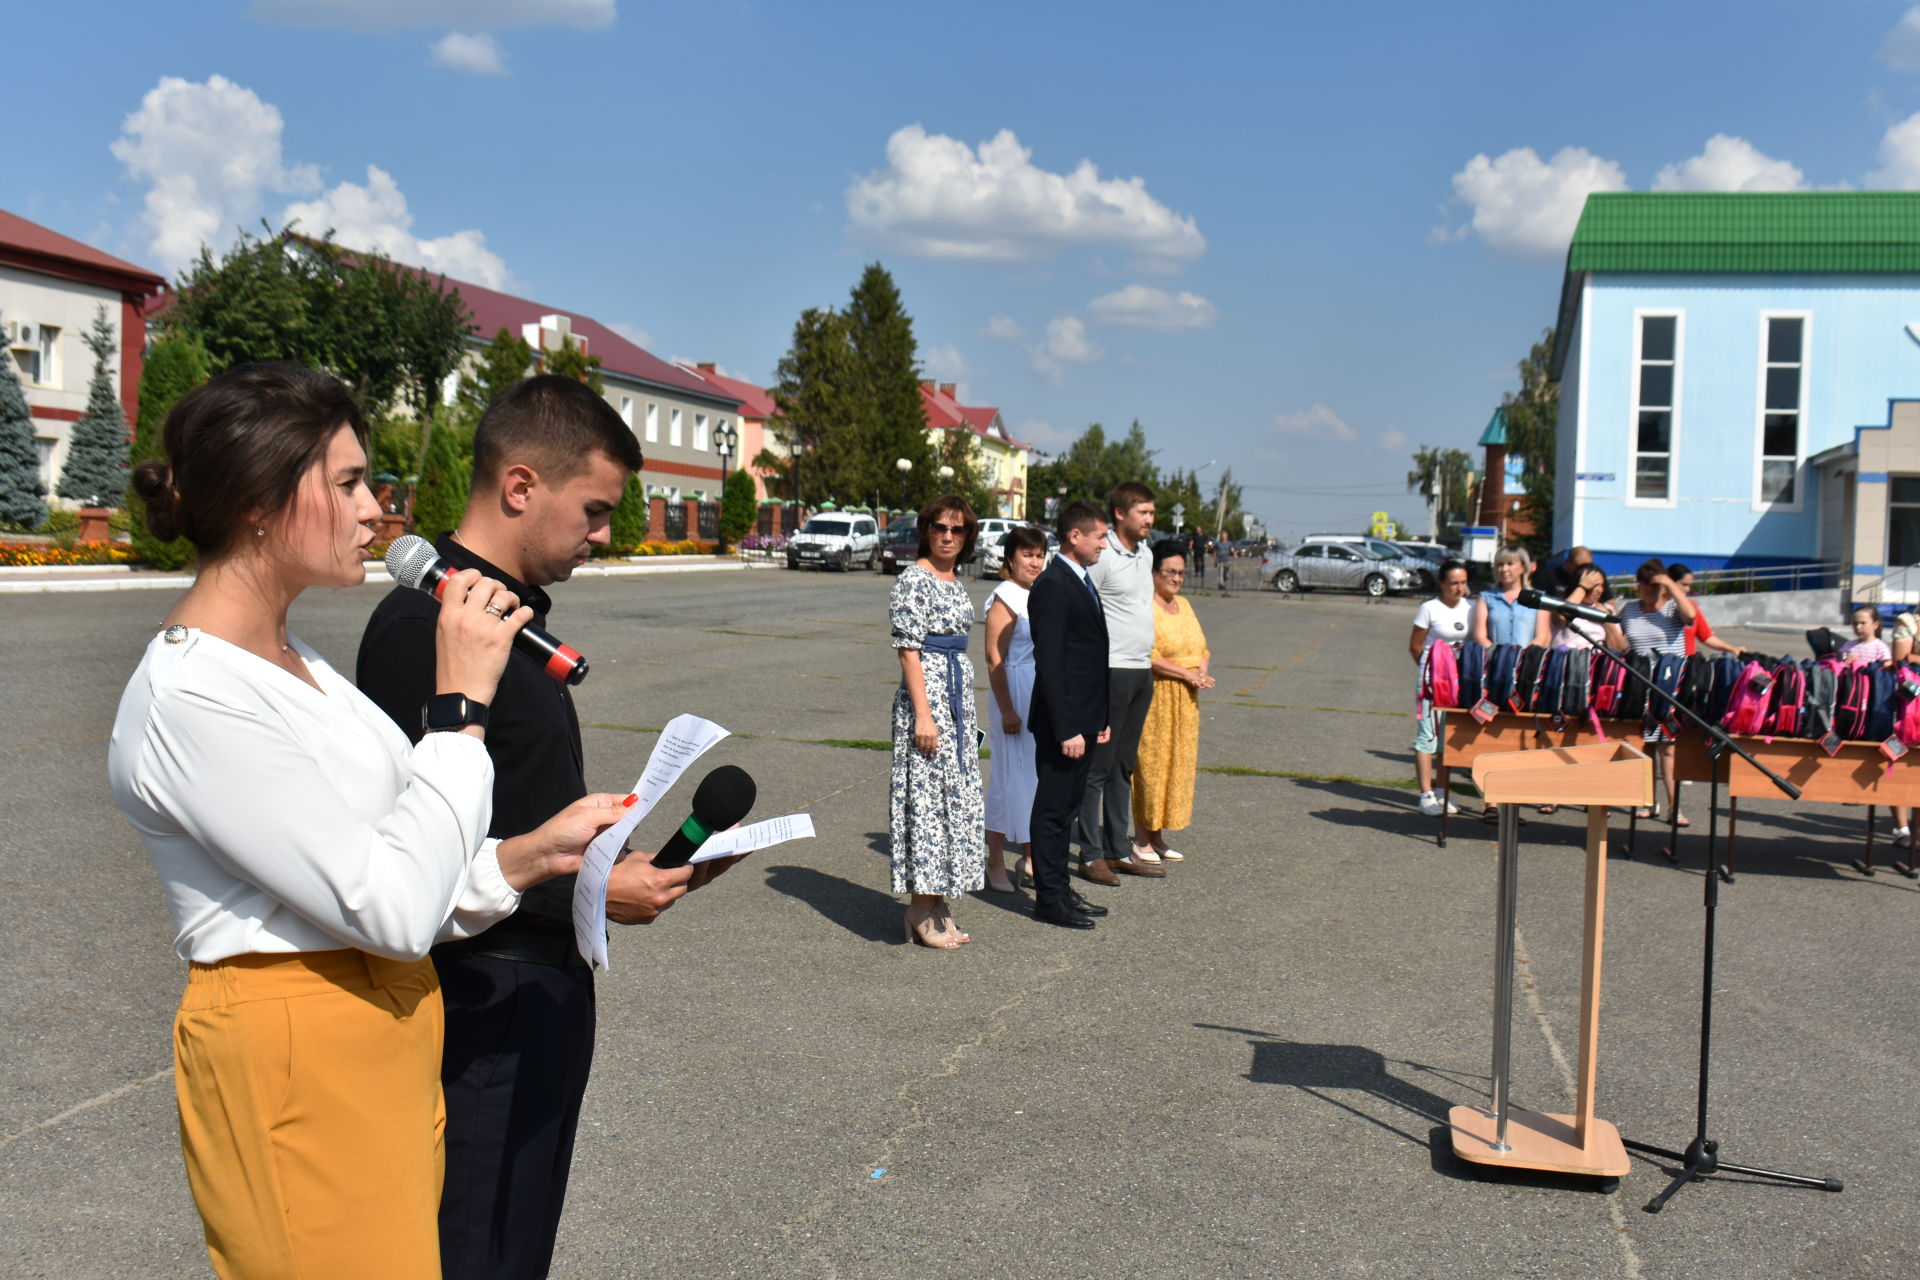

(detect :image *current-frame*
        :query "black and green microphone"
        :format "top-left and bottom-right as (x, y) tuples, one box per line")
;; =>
(650, 765), (757, 868)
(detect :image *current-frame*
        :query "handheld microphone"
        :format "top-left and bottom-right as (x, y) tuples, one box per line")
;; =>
(385, 534), (590, 685)
(650, 765), (757, 869)
(1518, 587), (1614, 625)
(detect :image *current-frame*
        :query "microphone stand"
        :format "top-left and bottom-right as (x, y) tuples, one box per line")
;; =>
(1575, 627), (1841, 1213)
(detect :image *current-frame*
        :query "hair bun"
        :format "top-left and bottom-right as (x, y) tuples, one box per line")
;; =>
(132, 458), (182, 542)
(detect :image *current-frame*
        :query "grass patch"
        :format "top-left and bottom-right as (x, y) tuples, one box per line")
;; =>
(800, 737), (890, 751)
(586, 723), (989, 758)
(1198, 764), (1419, 791)
(705, 628), (811, 639)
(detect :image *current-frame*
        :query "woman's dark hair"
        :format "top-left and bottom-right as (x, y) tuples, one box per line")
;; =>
(1635, 557), (1667, 586)
(999, 524), (1048, 577)
(130, 361), (367, 561)
(1151, 539), (1187, 575)
(1572, 562), (1608, 596)
(1436, 557), (1469, 584)
(916, 495), (978, 561)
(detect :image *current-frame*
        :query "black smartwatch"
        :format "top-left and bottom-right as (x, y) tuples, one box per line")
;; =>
(422, 693), (489, 734)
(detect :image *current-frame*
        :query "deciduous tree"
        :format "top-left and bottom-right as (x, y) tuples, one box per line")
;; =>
(1499, 327), (1559, 554)
(127, 333), (210, 568)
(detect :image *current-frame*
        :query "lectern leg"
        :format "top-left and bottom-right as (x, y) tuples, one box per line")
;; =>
(1489, 804), (1520, 1150)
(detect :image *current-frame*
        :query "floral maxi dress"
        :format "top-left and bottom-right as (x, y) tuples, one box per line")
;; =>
(889, 565), (986, 896)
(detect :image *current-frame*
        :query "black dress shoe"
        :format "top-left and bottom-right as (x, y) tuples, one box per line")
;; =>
(1067, 892), (1109, 917)
(1034, 903), (1097, 930)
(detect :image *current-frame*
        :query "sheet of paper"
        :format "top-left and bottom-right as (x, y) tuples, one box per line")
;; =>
(688, 813), (816, 863)
(571, 713), (730, 970)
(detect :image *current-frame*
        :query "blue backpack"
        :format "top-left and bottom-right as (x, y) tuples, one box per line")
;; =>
(1535, 647), (1569, 715)
(1457, 642), (1488, 707)
(1484, 644), (1522, 708)
(1865, 666), (1898, 741)
(1652, 652), (1687, 732)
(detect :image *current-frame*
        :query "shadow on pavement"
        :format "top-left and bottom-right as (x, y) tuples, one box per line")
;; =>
(763, 865), (902, 944)
(1196, 1023), (1465, 1152)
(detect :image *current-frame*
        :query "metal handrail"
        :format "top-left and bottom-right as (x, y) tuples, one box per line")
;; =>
(1855, 564), (1920, 605)
(1603, 560), (1842, 595)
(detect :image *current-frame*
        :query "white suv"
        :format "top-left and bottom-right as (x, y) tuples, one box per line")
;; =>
(787, 515), (880, 571)
(974, 517), (1024, 572)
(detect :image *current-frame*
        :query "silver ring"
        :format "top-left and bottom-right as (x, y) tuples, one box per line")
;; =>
(483, 604), (506, 618)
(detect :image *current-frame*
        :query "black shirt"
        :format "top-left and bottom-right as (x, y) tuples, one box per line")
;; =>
(356, 535), (585, 938)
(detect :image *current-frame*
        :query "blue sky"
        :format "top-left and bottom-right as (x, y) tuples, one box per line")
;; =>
(12, 1), (1920, 539)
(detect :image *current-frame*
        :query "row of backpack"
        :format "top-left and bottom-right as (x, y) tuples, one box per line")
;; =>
(1420, 641), (1920, 747)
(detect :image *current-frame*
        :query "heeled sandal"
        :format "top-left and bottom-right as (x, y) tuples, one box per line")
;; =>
(904, 907), (961, 950)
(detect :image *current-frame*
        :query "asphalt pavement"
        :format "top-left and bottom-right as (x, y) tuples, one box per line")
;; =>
(0, 566), (1913, 1279)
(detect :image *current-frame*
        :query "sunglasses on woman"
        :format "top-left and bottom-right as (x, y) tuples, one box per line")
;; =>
(929, 522), (967, 537)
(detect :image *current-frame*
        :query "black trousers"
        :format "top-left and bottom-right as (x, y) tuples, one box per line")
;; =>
(1030, 736), (1095, 913)
(1076, 668), (1155, 860)
(434, 949), (596, 1280)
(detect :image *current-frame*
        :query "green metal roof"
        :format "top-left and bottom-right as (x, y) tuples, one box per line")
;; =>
(1567, 192), (1920, 274)
(1477, 407), (1507, 448)
(1548, 192), (1920, 378)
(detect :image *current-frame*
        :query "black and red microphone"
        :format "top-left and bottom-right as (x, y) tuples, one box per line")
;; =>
(385, 534), (590, 685)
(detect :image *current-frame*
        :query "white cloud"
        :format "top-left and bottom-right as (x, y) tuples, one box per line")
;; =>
(111, 75), (320, 274)
(248, 0), (614, 29)
(1029, 315), (1104, 382)
(922, 342), (968, 394)
(1879, 7), (1920, 72)
(610, 322), (656, 349)
(1652, 135), (1806, 193)
(1380, 427), (1410, 453)
(846, 125), (1205, 267)
(283, 166), (511, 288)
(431, 32), (508, 75)
(1445, 145), (1629, 260)
(1086, 283), (1218, 331)
(1015, 418), (1076, 453)
(1270, 404), (1356, 442)
(1868, 112), (1920, 190)
(980, 313), (1025, 340)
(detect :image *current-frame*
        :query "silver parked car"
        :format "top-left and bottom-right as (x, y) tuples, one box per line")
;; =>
(1260, 539), (1414, 597)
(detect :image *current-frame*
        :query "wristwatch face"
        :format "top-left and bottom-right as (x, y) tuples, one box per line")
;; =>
(423, 693), (485, 733)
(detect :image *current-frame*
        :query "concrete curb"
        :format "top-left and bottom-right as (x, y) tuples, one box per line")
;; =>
(0, 557), (782, 594)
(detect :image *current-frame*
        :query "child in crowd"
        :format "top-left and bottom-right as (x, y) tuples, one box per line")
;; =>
(1840, 605), (1892, 666)
(1410, 559), (1472, 817)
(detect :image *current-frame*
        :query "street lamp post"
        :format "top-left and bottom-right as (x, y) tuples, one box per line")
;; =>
(895, 457), (913, 515)
(938, 464), (954, 493)
(716, 421), (739, 554)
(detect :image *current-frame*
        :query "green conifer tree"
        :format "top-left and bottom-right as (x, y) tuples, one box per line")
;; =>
(846, 263), (932, 505)
(720, 465), (757, 543)
(127, 334), (211, 569)
(56, 307), (131, 508)
(0, 310), (47, 530)
(411, 408), (472, 544)
(609, 473), (650, 551)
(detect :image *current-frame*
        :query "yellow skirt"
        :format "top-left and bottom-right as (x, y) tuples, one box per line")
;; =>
(174, 949), (444, 1280)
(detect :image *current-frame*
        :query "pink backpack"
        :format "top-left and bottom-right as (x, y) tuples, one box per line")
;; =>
(1719, 660), (1776, 736)
(1895, 665), (1920, 748)
(1421, 640), (1460, 711)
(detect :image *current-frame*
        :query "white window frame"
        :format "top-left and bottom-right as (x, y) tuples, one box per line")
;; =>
(33, 437), (54, 489)
(1751, 309), (1811, 513)
(645, 402), (659, 444)
(619, 395), (634, 429)
(693, 412), (709, 452)
(36, 324), (59, 389)
(670, 407), (683, 447)
(1626, 308), (1683, 509)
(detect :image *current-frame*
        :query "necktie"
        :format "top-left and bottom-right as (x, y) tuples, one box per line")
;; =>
(1083, 573), (1100, 608)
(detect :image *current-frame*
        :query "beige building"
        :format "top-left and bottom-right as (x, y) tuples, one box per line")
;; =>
(0, 209), (164, 502)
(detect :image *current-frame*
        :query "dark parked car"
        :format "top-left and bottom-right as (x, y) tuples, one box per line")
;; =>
(879, 516), (919, 574)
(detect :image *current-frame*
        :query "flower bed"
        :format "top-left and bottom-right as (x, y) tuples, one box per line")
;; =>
(597, 539), (717, 558)
(0, 541), (137, 567)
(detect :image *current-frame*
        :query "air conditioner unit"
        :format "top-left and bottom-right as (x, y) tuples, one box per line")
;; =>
(16, 324), (32, 347)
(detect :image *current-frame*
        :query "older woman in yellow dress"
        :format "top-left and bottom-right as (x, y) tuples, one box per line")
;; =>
(1130, 541), (1214, 862)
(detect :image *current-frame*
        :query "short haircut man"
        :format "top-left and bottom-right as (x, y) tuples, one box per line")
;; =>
(1080, 479), (1162, 881)
(357, 375), (703, 1278)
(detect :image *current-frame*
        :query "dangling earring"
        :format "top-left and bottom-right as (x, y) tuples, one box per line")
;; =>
(256, 526), (266, 537)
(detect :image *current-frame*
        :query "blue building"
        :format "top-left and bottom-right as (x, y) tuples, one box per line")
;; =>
(1549, 192), (1920, 590)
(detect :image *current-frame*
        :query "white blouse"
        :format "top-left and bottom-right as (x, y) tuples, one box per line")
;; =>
(108, 627), (521, 964)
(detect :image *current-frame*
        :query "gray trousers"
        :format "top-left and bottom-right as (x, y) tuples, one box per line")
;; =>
(1076, 667), (1154, 861)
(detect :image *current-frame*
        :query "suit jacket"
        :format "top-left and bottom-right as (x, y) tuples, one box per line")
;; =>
(1028, 555), (1110, 746)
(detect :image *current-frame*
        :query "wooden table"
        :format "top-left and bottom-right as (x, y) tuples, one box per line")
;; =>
(1434, 710), (1920, 876)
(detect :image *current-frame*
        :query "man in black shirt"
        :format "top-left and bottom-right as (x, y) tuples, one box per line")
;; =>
(358, 377), (715, 1278)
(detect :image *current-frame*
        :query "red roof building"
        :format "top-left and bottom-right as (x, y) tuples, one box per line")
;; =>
(675, 362), (778, 499)
(919, 381), (1030, 517)
(0, 209), (166, 498)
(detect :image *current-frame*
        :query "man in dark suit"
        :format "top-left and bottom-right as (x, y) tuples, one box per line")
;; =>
(1026, 502), (1116, 929)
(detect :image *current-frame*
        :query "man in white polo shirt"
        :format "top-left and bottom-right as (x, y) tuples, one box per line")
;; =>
(1078, 480), (1165, 883)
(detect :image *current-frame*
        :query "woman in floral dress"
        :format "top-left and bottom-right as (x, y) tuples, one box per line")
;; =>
(1132, 543), (1214, 859)
(890, 497), (985, 949)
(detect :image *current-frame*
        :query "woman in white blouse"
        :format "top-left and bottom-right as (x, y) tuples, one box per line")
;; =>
(983, 526), (1049, 892)
(108, 364), (625, 1279)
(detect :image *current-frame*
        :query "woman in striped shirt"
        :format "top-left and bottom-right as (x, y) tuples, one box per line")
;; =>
(1615, 558), (1698, 825)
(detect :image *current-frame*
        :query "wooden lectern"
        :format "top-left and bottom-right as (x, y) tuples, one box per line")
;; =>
(1448, 742), (1652, 1180)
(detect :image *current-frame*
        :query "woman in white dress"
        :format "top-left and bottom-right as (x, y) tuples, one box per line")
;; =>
(983, 527), (1050, 893)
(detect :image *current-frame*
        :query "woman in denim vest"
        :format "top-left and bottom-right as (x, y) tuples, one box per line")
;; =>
(1469, 546), (1540, 822)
